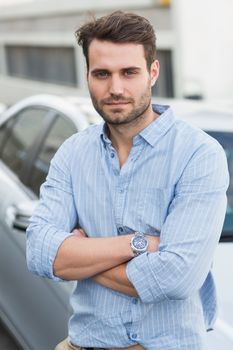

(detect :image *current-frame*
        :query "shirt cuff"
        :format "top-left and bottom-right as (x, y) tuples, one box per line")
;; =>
(126, 252), (167, 304)
(41, 229), (74, 282)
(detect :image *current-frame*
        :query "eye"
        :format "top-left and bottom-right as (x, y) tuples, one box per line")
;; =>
(93, 71), (110, 79)
(124, 69), (138, 77)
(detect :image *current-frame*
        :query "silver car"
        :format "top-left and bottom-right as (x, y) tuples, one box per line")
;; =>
(0, 95), (232, 350)
(0, 94), (97, 350)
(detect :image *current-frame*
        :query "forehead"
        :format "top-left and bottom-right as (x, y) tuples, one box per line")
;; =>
(88, 39), (147, 70)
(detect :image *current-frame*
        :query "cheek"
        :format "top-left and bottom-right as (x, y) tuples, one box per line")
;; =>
(127, 78), (150, 97)
(88, 80), (107, 99)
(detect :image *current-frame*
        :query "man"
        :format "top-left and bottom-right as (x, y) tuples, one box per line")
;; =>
(26, 11), (229, 350)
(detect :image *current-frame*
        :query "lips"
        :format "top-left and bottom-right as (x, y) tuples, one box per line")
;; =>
(105, 101), (130, 105)
(108, 103), (128, 105)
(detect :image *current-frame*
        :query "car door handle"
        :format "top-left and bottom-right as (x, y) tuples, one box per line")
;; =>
(5, 205), (28, 232)
(5, 200), (39, 233)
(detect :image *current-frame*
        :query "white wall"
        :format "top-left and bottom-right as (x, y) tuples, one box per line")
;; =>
(0, 0), (34, 6)
(172, 0), (233, 100)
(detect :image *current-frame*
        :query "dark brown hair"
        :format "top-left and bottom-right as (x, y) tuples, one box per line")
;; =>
(75, 11), (156, 71)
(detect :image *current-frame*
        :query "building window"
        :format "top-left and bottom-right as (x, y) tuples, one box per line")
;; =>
(152, 49), (174, 98)
(5, 45), (77, 87)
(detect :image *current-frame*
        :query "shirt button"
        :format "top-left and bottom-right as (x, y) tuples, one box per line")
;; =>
(119, 189), (124, 193)
(110, 152), (115, 158)
(131, 333), (137, 340)
(132, 298), (138, 304)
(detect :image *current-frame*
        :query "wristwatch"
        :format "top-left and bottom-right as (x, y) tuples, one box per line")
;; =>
(130, 231), (148, 256)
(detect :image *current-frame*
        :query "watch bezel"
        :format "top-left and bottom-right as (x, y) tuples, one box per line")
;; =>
(131, 231), (148, 256)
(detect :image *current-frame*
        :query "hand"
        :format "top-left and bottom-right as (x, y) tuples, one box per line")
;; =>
(146, 235), (160, 253)
(72, 228), (87, 237)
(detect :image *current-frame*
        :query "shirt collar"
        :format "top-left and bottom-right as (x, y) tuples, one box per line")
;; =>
(137, 104), (175, 147)
(100, 104), (175, 147)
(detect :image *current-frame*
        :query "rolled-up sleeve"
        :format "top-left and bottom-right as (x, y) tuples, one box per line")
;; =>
(26, 135), (78, 281)
(126, 141), (229, 303)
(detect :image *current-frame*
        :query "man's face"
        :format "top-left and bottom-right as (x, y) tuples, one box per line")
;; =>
(87, 39), (159, 126)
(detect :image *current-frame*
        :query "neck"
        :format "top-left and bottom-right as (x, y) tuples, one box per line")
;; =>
(106, 106), (158, 168)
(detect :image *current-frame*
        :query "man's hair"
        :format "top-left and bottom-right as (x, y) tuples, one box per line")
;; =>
(75, 11), (156, 71)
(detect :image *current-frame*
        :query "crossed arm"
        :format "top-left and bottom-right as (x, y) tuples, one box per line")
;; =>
(29, 138), (228, 305)
(53, 228), (160, 297)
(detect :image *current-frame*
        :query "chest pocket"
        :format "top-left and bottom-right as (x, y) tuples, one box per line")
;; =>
(136, 187), (174, 234)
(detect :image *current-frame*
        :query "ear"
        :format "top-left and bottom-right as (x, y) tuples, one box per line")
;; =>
(150, 60), (160, 87)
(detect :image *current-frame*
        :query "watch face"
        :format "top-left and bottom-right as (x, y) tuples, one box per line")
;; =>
(133, 236), (147, 250)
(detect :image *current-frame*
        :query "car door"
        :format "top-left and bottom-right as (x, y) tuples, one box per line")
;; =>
(205, 130), (233, 349)
(0, 107), (76, 350)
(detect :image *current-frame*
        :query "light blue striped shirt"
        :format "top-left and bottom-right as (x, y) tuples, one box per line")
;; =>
(27, 104), (229, 350)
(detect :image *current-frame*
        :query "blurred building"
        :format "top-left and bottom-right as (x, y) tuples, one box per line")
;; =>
(0, 0), (232, 105)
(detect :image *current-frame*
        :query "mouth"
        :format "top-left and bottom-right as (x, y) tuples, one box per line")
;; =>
(105, 102), (130, 106)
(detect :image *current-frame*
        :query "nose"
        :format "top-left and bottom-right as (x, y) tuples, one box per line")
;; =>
(109, 74), (124, 96)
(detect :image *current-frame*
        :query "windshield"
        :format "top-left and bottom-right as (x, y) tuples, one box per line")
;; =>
(207, 131), (233, 236)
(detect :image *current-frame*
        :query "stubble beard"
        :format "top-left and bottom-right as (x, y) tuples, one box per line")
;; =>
(89, 82), (152, 127)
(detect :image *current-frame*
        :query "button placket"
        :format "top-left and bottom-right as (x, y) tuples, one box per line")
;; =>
(130, 333), (138, 341)
(113, 142), (143, 234)
(130, 296), (141, 324)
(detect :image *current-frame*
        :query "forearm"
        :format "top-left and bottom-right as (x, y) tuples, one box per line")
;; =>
(53, 234), (134, 280)
(93, 263), (138, 297)
(92, 236), (160, 297)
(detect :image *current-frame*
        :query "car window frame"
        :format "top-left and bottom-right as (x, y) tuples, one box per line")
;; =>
(0, 105), (57, 189)
(22, 110), (77, 194)
(0, 115), (17, 155)
(206, 130), (233, 242)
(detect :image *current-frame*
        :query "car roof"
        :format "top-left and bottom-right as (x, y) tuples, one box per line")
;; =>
(0, 94), (91, 131)
(155, 98), (233, 132)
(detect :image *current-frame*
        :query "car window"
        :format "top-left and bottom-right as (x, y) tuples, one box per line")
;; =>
(0, 108), (48, 178)
(28, 113), (77, 195)
(207, 131), (233, 235)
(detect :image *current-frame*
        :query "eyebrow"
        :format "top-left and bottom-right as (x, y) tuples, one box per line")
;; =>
(122, 66), (141, 71)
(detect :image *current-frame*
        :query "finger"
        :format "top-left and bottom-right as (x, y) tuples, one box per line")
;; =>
(72, 228), (88, 237)
(72, 229), (84, 237)
(78, 229), (87, 237)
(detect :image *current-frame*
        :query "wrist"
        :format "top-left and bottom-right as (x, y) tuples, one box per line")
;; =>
(123, 234), (135, 259)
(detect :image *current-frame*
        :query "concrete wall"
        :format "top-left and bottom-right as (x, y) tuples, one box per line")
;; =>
(1, 0), (232, 104)
(0, 0), (173, 105)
